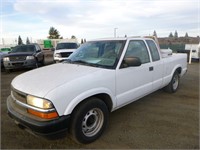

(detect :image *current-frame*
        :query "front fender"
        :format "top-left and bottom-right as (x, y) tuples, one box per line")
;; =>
(63, 87), (116, 115)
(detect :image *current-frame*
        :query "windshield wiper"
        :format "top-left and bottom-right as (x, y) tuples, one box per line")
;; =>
(71, 60), (101, 67)
(63, 59), (72, 63)
(72, 60), (87, 64)
(63, 59), (87, 64)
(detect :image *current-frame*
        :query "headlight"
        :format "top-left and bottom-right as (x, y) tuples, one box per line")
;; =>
(27, 95), (53, 109)
(26, 95), (58, 119)
(54, 53), (61, 58)
(26, 56), (35, 60)
(3, 57), (10, 61)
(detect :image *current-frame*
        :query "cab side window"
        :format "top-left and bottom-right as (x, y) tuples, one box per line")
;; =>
(125, 40), (150, 64)
(35, 45), (41, 52)
(146, 40), (160, 61)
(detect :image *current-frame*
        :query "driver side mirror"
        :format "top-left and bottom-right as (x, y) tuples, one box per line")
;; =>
(122, 57), (142, 68)
(36, 50), (41, 53)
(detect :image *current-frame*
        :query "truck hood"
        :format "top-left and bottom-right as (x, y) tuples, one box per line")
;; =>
(11, 63), (100, 97)
(8, 52), (34, 56)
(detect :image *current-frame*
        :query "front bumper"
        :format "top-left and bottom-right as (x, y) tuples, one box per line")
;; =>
(7, 95), (70, 138)
(53, 57), (68, 63)
(3, 59), (37, 69)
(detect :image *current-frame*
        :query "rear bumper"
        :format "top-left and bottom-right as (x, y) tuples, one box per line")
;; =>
(7, 96), (71, 139)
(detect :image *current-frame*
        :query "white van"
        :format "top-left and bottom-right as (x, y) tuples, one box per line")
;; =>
(53, 41), (79, 63)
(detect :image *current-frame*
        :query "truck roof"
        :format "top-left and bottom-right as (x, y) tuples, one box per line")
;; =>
(88, 36), (156, 42)
(88, 36), (160, 49)
(57, 39), (78, 44)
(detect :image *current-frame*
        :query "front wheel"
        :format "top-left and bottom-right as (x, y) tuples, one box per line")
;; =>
(164, 71), (180, 93)
(69, 97), (109, 144)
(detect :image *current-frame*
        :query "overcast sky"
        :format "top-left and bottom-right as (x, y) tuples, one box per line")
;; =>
(1, 0), (199, 43)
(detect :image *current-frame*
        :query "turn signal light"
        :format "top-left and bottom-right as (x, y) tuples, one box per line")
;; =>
(28, 109), (58, 119)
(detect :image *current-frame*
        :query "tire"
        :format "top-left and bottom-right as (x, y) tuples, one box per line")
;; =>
(164, 71), (180, 93)
(35, 61), (39, 68)
(69, 97), (109, 144)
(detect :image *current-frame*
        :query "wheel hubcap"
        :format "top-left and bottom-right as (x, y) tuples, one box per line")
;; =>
(172, 74), (179, 90)
(82, 108), (104, 137)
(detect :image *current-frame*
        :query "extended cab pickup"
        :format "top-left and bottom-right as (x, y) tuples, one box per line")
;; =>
(7, 37), (187, 144)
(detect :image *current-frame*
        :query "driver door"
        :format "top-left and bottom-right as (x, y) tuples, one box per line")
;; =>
(116, 40), (153, 107)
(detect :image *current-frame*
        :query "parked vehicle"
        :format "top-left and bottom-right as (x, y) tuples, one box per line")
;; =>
(7, 37), (187, 144)
(3, 44), (44, 72)
(53, 41), (79, 63)
(185, 43), (200, 60)
(177, 43), (200, 62)
(0, 47), (11, 68)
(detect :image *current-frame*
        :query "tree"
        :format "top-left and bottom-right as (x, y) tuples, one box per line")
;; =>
(169, 32), (173, 38)
(153, 30), (157, 37)
(18, 35), (23, 45)
(174, 30), (178, 38)
(185, 32), (189, 38)
(26, 37), (30, 44)
(84, 39), (86, 43)
(48, 27), (60, 39)
(71, 35), (76, 39)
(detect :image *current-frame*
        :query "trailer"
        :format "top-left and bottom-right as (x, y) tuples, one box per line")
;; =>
(185, 43), (200, 60)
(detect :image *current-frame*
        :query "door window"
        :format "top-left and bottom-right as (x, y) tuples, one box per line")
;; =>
(125, 40), (150, 64)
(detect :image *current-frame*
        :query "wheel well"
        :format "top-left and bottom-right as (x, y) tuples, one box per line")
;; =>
(93, 93), (113, 112)
(72, 93), (113, 114)
(176, 67), (182, 74)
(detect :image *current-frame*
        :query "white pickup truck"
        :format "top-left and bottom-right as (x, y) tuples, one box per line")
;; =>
(53, 41), (79, 63)
(7, 37), (187, 144)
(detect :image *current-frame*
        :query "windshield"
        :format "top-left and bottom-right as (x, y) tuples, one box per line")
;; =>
(11, 45), (36, 53)
(67, 40), (126, 69)
(56, 43), (78, 50)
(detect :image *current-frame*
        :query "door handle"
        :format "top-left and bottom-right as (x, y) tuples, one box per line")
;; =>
(149, 66), (154, 71)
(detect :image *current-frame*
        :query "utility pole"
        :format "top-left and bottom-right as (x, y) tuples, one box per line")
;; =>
(114, 28), (118, 38)
(2, 38), (4, 46)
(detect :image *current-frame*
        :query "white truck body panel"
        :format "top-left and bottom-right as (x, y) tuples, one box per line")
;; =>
(11, 37), (187, 116)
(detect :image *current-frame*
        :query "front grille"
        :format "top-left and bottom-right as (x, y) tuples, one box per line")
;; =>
(11, 89), (26, 104)
(9, 56), (26, 61)
(60, 52), (72, 57)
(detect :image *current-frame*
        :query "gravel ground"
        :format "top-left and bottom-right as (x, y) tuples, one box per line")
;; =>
(1, 56), (199, 149)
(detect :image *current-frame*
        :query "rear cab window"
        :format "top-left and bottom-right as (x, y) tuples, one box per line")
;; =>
(146, 40), (160, 61)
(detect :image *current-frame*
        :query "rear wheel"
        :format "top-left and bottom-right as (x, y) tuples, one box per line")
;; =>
(164, 71), (180, 93)
(69, 97), (109, 144)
